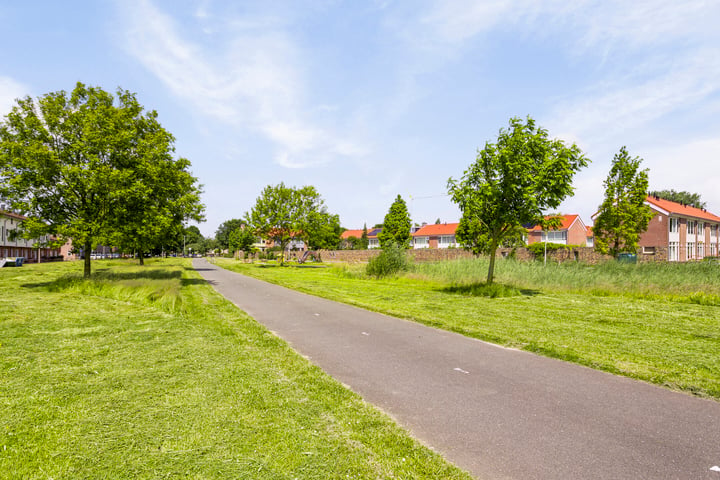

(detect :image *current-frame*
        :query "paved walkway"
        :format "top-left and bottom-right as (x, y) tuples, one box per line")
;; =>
(194, 258), (720, 479)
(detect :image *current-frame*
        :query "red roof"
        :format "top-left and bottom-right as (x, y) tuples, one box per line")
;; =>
(0, 210), (27, 221)
(645, 196), (720, 222)
(412, 223), (459, 237)
(528, 215), (580, 232)
(341, 229), (364, 239)
(586, 226), (593, 237)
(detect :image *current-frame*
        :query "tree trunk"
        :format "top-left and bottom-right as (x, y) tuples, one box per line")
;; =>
(139, 252), (145, 266)
(83, 239), (92, 278)
(486, 241), (498, 285)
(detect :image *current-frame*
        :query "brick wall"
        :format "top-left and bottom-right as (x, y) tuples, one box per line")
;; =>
(639, 212), (668, 247)
(287, 245), (670, 265)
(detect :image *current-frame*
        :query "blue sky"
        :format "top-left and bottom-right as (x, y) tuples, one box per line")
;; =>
(1, 1), (719, 237)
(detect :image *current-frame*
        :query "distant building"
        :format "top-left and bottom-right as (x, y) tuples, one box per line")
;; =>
(526, 215), (589, 246)
(0, 209), (62, 262)
(412, 223), (459, 249)
(641, 196), (720, 261)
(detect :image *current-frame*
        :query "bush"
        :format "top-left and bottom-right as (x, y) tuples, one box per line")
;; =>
(366, 243), (410, 277)
(526, 242), (583, 258)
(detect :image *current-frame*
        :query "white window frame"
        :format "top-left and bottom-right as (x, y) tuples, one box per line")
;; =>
(413, 236), (429, 249)
(668, 241), (679, 262)
(669, 217), (679, 233)
(541, 230), (567, 244)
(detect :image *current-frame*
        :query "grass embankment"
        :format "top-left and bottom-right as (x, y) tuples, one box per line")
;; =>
(0, 259), (471, 479)
(214, 257), (720, 400)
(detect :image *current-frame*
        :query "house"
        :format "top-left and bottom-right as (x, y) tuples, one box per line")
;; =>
(526, 215), (589, 246)
(585, 226), (594, 248)
(641, 196), (720, 261)
(367, 227), (382, 249)
(412, 223), (459, 249)
(1, 209), (62, 262)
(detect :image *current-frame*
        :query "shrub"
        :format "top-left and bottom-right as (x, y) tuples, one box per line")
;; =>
(526, 242), (583, 258)
(366, 243), (410, 277)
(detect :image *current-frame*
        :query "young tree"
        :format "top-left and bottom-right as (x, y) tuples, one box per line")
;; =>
(378, 195), (412, 248)
(245, 183), (330, 265)
(0, 82), (204, 276)
(360, 223), (369, 249)
(448, 116), (588, 284)
(593, 147), (653, 256)
(648, 189), (705, 209)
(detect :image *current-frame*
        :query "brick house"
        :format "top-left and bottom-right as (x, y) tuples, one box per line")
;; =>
(641, 196), (720, 261)
(1, 209), (62, 262)
(526, 215), (588, 246)
(412, 223), (460, 249)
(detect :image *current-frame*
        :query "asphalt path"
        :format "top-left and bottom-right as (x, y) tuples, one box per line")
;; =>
(193, 258), (720, 479)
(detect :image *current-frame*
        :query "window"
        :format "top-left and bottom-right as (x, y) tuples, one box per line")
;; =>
(698, 222), (705, 238)
(439, 235), (455, 247)
(642, 246), (656, 255)
(711, 243), (718, 257)
(668, 241), (679, 261)
(669, 217), (679, 234)
(698, 242), (705, 260)
(541, 231), (567, 243)
(688, 220), (696, 235)
(687, 242), (695, 260)
(414, 236), (428, 248)
(712, 225), (719, 239)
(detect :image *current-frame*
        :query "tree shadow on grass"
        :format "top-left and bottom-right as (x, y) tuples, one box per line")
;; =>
(21, 268), (185, 290)
(440, 282), (541, 298)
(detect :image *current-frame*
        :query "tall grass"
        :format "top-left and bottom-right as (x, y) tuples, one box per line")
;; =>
(46, 261), (184, 313)
(410, 257), (720, 303)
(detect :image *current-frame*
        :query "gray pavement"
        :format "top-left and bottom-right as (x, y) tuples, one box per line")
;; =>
(193, 258), (720, 479)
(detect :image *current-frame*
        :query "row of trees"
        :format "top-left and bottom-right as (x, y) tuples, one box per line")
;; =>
(0, 83), (205, 277)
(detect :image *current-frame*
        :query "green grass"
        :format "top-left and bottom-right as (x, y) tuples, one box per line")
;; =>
(214, 257), (720, 400)
(0, 259), (472, 479)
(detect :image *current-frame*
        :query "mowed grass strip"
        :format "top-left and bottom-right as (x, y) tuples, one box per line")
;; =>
(0, 259), (471, 479)
(214, 258), (720, 400)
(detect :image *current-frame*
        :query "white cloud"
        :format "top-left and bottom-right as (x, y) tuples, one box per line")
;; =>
(0, 76), (27, 117)
(118, 0), (365, 169)
(548, 48), (720, 144)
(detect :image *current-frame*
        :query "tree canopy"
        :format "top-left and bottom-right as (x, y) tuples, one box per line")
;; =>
(593, 146), (653, 256)
(377, 195), (412, 248)
(215, 218), (244, 250)
(0, 82), (204, 276)
(245, 183), (336, 264)
(648, 189), (705, 209)
(448, 116), (588, 284)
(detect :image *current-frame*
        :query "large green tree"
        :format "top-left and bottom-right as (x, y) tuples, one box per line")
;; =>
(246, 183), (333, 265)
(228, 226), (257, 255)
(448, 116), (588, 284)
(648, 189), (705, 209)
(108, 132), (204, 264)
(215, 218), (244, 250)
(593, 147), (653, 256)
(377, 195), (411, 248)
(305, 210), (342, 250)
(0, 82), (204, 276)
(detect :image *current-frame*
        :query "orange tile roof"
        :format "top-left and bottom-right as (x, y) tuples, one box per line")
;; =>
(645, 196), (720, 222)
(341, 229), (364, 239)
(527, 215), (579, 232)
(586, 226), (593, 237)
(412, 223), (459, 236)
(0, 210), (27, 221)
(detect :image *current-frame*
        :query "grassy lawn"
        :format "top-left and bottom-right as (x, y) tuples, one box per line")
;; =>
(214, 257), (720, 400)
(0, 259), (472, 479)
